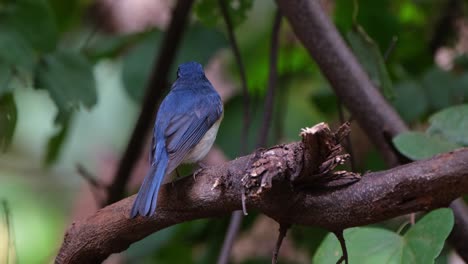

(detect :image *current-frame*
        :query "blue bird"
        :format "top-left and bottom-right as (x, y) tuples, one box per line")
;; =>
(130, 61), (223, 218)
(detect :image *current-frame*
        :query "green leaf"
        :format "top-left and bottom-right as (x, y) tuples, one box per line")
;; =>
(195, 0), (253, 27)
(0, 63), (12, 96)
(47, 0), (90, 33)
(0, 0), (58, 52)
(392, 80), (428, 123)
(121, 31), (162, 102)
(0, 30), (36, 95)
(122, 24), (227, 102)
(34, 50), (97, 121)
(403, 208), (454, 264)
(313, 209), (454, 264)
(310, 86), (338, 116)
(346, 25), (394, 98)
(0, 93), (17, 152)
(421, 67), (458, 111)
(44, 114), (71, 165)
(84, 32), (148, 62)
(313, 228), (401, 264)
(0, 30), (35, 69)
(393, 132), (459, 160)
(427, 104), (468, 146)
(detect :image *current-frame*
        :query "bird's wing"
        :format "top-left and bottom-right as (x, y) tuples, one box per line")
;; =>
(164, 96), (223, 173)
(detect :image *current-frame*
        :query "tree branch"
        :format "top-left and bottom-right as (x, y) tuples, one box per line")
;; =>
(275, 0), (406, 166)
(275, 0), (468, 260)
(218, 0), (251, 155)
(56, 122), (468, 263)
(257, 10), (282, 148)
(218, 11), (283, 264)
(105, 0), (195, 205)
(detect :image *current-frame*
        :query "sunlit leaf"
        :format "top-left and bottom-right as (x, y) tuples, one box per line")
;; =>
(34, 50), (97, 122)
(335, 0), (399, 53)
(393, 132), (459, 160)
(346, 25), (394, 98)
(428, 104), (468, 146)
(0, 93), (17, 152)
(398, 2), (426, 25)
(313, 209), (454, 264)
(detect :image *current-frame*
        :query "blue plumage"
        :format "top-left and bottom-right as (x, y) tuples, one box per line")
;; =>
(130, 62), (223, 218)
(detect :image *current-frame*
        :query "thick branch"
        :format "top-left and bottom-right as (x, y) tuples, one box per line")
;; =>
(276, 0), (407, 166)
(56, 141), (468, 263)
(106, 0), (195, 204)
(275, 0), (468, 259)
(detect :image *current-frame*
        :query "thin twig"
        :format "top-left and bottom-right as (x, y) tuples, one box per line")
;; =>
(276, 0), (407, 166)
(1, 199), (13, 264)
(277, 2), (468, 261)
(76, 164), (106, 206)
(76, 164), (105, 189)
(383, 36), (398, 61)
(272, 223), (290, 264)
(80, 26), (99, 51)
(274, 79), (287, 142)
(218, 0), (251, 154)
(337, 100), (356, 172)
(334, 231), (348, 264)
(216, 211), (243, 264)
(217, 1), (252, 263)
(257, 11), (282, 148)
(105, 0), (195, 205)
(217, 11), (281, 264)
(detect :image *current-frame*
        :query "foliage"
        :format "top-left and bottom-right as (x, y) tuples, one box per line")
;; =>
(394, 104), (468, 160)
(35, 50), (97, 120)
(195, 0), (253, 27)
(347, 25), (394, 98)
(393, 132), (460, 160)
(0, 93), (16, 151)
(313, 208), (454, 264)
(122, 24), (227, 102)
(0, 0), (467, 263)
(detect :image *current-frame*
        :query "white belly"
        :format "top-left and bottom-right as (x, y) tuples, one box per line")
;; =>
(183, 116), (222, 163)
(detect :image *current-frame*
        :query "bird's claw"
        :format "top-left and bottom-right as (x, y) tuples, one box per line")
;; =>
(193, 167), (203, 180)
(193, 162), (209, 180)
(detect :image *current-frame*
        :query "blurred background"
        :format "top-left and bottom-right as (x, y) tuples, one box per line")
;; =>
(1, 0), (468, 263)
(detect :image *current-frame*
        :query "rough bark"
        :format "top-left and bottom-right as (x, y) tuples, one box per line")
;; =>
(56, 123), (468, 263)
(276, 0), (407, 166)
(275, 0), (468, 259)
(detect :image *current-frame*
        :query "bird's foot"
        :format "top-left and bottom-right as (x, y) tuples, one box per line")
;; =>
(193, 162), (209, 180)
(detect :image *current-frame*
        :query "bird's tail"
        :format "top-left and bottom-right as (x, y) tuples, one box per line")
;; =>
(130, 150), (168, 218)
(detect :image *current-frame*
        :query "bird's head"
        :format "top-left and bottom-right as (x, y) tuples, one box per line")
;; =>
(177, 62), (205, 79)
